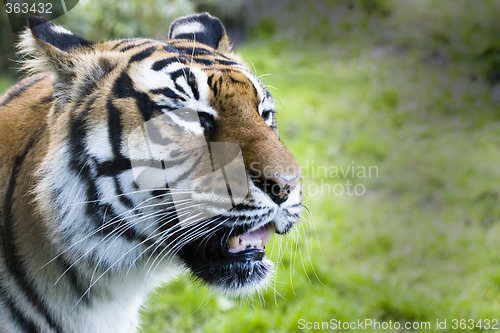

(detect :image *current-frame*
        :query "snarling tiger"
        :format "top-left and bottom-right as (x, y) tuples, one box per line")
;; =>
(0, 13), (302, 332)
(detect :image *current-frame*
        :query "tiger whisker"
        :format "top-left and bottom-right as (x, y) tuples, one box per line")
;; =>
(192, 289), (216, 314)
(43, 195), (195, 270)
(127, 209), (210, 276)
(51, 197), (199, 281)
(143, 213), (216, 278)
(146, 217), (229, 278)
(53, 208), (176, 286)
(264, 84), (278, 91)
(86, 203), (205, 283)
(145, 219), (223, 276)
(77, 210), (209, 306)
(62, 187), (192, 207)
(299, 218), (323, 287)
(258, 73), (273, 79)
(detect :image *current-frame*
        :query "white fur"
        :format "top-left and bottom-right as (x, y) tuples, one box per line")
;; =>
(51, 25), (74, 36)
(85, 124), (114, 162)
(170, 21), (205, 38)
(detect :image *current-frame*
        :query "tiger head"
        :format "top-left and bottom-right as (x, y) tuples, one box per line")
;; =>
(22, 14), (302, 296)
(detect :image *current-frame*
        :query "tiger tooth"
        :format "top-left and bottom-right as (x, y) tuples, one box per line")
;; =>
(241, 239), (262, 248)
(262, 224), (276, 247)
(227, 235), (240, 249)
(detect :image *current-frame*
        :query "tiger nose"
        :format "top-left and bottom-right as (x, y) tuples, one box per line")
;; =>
(251, 172), (301, 205)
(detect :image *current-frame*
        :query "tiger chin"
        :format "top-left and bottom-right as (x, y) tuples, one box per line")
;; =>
(0, 13), (302, 332)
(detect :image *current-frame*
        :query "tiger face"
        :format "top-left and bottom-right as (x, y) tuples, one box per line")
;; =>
(16, 13), (302, 299)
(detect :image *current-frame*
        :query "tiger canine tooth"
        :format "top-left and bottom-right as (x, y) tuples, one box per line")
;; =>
(262, 224), (276, 247)
(227, 235), (240, 249)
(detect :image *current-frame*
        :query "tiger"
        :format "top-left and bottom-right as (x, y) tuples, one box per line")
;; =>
(0, 13), (302, 332)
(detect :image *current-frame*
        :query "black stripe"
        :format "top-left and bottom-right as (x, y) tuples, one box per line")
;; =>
(194, 58), (215, 66)
(228, 75), (245, 85)
(89, 203), (150, 252)
(107, 99), (137, 210)
(173, 153), (204, 181)
(57, 257), (90, 304)
(2, 130), (64, 333)
(198, 112), (215, 132)
(96, 204), (156, 249)
(158, 211), (180, 235)
(75, 59), (115, 101)
(120, 40), (154, 52)
(112, 72), (162, 121)
(110, 38), (141, 51)
(169, 68), (188, 82)
(231, 213), (269, 223)
(94, 203), (131, 241)
(152, 189), (169, 197)
(212, 81), (219, 97)
(107, 98), (124, 168)
(100, 156), (190, 177)
(284, 211), (300, 219)
(152, 57), (182, 71)
(129, 46), (157, 64)
(67, 104), (148, 255)
(0, 285), (38, 332)
(68, 112), (101, 219)
(216, 59), (239, 66)
(0, 75), (45, 107)
(207, 74), (214, 87)
(163, 44), (181, 53)
(40, 94), (55, 104)
(212, 76), (222, 97)
(150, 87), (185, 101)
(187, 73), (200, 100)
(175, 46), (213, 56)
(232, 203), (260, 211)
(113, 175), (135, 209)
(113, 72), (135, 99)
(96, 158), (132, 176)
(174, 82), (188, 96)
(135, 91), (155, 121)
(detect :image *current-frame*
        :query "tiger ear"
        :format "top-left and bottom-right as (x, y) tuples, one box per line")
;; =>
(168, 13), (232, 54)
(28, 16), (92, 52)
(18, 17), (94, 76)
(18, 17), (116, 106)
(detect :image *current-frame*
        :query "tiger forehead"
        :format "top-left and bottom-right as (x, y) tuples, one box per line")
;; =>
(101, 38), (241, 70)
(105, 38), (268, 108)
(206, 70), (261, 105)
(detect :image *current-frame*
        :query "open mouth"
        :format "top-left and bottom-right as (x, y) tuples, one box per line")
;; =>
(226, 224), (276, 254)
(176, 222), (277, 294)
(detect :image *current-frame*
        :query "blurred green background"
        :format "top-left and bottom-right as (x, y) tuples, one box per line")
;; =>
(2, 0), (500, 332)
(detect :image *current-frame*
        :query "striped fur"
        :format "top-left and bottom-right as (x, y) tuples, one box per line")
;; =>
(0, 13), (302, 332)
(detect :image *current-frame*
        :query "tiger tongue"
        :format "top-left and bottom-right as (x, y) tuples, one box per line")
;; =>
(227, 225), (276, 253)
